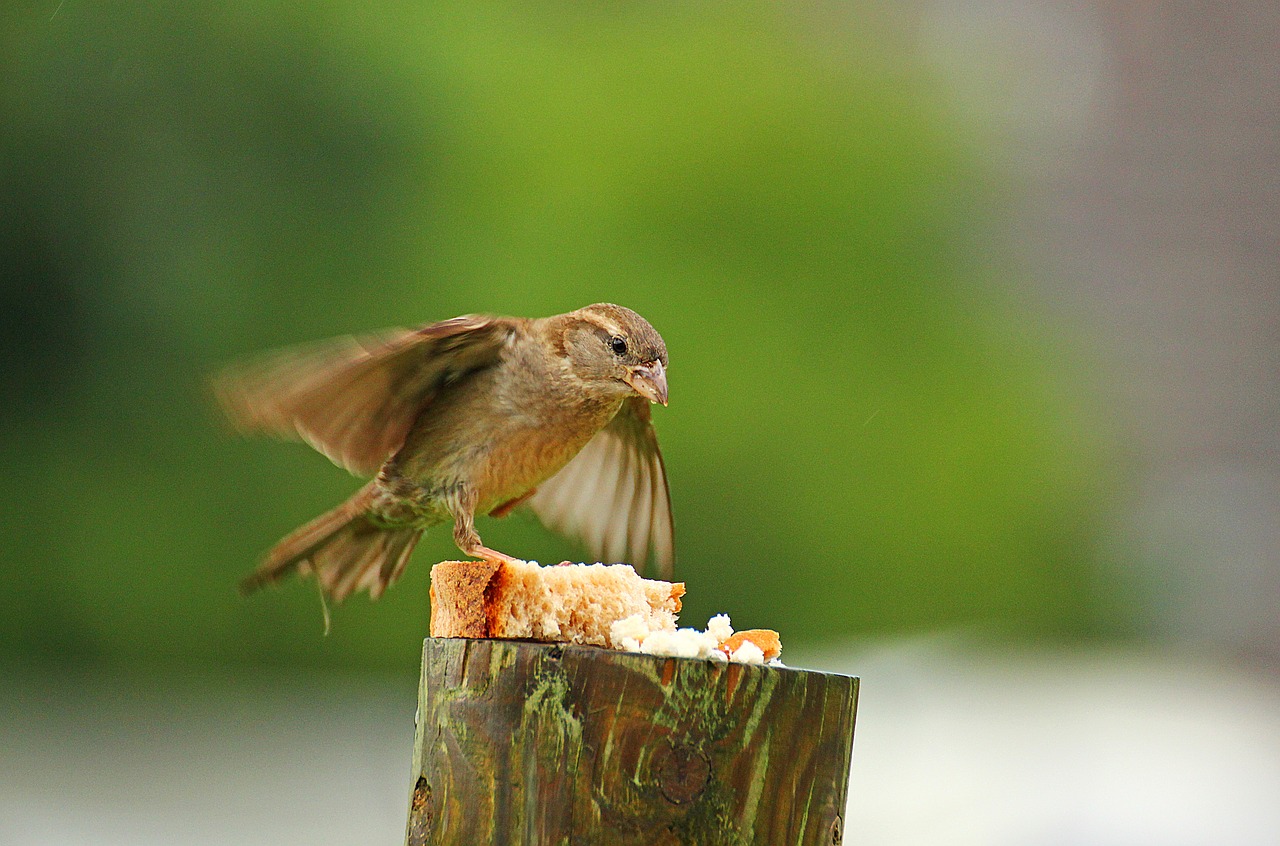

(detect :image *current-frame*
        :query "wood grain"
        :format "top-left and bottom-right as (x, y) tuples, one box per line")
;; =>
(405, 638), (858, 845)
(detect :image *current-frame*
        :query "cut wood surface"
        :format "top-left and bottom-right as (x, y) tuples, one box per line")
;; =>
(405, 637), (858, 846)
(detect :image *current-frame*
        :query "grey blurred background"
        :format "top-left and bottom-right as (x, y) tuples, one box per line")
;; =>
(2, 1), (1277, 843)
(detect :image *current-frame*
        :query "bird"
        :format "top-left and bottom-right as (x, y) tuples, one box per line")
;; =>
(214, 303), (674, 602)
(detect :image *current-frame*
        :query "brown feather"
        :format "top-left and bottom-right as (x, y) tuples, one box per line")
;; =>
(213, 316), (514, 476)
(527, 396), (675, 576)
(238, 482), (423, 602)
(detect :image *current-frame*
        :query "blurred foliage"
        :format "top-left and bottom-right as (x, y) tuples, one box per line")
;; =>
(0, 1), (1116, 672)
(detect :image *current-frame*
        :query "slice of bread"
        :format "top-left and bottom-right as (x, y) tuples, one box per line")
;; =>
(430, 559), (685, 648)
(429, 559), (782, 663)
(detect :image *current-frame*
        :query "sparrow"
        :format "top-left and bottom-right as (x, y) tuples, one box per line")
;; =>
(214, 303), (673, 602)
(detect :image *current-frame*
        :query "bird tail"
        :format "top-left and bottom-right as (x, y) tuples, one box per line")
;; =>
(240, 482), (422, 601)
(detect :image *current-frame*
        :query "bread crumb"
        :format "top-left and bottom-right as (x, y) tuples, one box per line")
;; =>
(720, 629), (782, 662)
(729, 640), (766, 664)
(607, 611), (784, 666)
(609, 613), (653, 653)
(642, 628), (717, 659)
(707, 613), (733, 642)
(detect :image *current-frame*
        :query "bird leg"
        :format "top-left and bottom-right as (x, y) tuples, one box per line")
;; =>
(453, 525), (522, 564)
(449, 490), (522, 564)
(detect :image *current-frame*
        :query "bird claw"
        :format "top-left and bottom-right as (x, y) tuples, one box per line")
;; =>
(466, 545), (522, 565)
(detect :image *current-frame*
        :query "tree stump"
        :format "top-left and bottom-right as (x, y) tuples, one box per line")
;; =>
(404, 637), (858, 845)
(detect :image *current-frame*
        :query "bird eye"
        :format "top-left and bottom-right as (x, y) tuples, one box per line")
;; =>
(609, 336), (628, 356)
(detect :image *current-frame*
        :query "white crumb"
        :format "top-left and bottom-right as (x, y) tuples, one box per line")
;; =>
(610, 613), (653, 653)
(729, 640), (766, 665)
(610, 612), (749, 662)
(707, 613), (734, 642)
(653, 627), (726, 659)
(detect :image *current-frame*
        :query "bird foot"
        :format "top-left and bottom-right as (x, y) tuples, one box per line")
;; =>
(465, 545), (523, 565)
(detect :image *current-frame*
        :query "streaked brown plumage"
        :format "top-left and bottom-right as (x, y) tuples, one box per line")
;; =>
(214, 303), (673, 601)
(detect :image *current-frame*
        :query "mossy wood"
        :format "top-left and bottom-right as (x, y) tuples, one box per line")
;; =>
(404, 637), (858, 845)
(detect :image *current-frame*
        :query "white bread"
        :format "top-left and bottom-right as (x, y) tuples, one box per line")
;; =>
(429, 559), (684, 648)
(429, 559), (783, 663)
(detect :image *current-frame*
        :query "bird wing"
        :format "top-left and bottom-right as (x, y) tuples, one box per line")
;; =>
(526, 397), (675, 576)
(213, 315), (514, 476)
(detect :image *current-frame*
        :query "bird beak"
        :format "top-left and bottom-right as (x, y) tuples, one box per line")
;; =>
(625, 361), (668, 406)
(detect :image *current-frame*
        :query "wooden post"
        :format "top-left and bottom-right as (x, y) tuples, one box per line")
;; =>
(404, 637), (858, 846)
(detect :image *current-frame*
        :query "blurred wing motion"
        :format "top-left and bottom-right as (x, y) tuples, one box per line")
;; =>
(213, 316), (513, 476)
(527, 397), (675, 576)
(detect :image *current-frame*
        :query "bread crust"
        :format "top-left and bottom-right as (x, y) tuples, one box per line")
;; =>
(429, 560), (502, 638)
(721, 629), (783, 661)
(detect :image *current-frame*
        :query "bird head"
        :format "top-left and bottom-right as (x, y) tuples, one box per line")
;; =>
(556, 304), (669, 406)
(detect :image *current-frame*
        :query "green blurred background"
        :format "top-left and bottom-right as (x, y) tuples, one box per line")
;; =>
(9, 3), (1280, 844)
(0, 1), (1116, 673)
